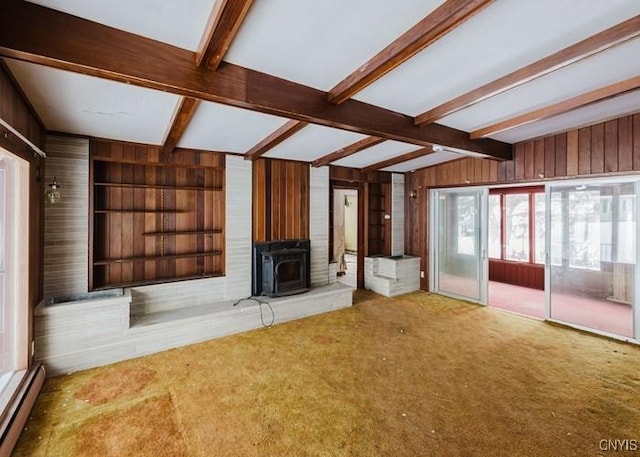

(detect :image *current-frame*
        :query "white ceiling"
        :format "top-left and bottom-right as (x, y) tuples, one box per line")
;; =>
(492, 89), (640, 144)
(8, 1), (640, 173)
(264, 125), (367, 162)
(178, 101), (289, 153)
(333, 141), (422, 168)
(5, 59), (180, 145)
(355, 0), (640, 116)
(384, 151), (461, 173)
(26, 0), (219, 51)
(225, 0), (446, 91)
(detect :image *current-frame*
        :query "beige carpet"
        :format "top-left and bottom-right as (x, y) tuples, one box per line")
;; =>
(14, 290), (640, 456)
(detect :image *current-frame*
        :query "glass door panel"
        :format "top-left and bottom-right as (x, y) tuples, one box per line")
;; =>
(548, 181), (635, 338)
(434, 189), (485, 301)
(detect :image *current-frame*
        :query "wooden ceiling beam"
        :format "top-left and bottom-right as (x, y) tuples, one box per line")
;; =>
(196, 0), (254, 70)
(244, 120), (308, 160)
(0, 0), (512, 160)
(415, 15), (640, 125)
(161, 97), (200, 154)
(328, 0), (493, 104)
(312, 137), (385, 168)
(360, 147), (436, 173)
(471, 76), (640, 139)
(162, 0), (253, 153)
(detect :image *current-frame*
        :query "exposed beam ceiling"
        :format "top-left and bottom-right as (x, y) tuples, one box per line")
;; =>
(197, 0), (254, 69)
(0, 0), (512, 160)
(414, 15), (640, 125)
(327, 0), (493, 104)
(360, 147), (436, 173)
(312, 137), (386, 168)
(471, 76), (640, 139)
(161, 97), (200, 155)
(162, 0), (254, 154)
(244, 120), (308, 160)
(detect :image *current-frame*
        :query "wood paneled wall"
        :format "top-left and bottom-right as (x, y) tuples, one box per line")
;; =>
(253, 158), (310, 242)
(0, 63), (45, 153)
(90, 140), (225, 289)
(0, 63), (45, 366)
(405, 113), (640, 290)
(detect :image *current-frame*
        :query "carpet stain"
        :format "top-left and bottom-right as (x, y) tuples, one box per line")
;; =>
(74, 366), (156, 405)
(65, 394), (188, 457)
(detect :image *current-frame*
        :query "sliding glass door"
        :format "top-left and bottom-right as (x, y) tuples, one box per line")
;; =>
(431, 189), (487, 303)
(547, 180), (638, 339)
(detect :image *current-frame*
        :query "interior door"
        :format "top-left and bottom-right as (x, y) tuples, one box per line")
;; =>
(431, 188), (487, 303)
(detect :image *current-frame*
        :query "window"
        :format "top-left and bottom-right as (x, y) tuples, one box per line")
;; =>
(488, 187), (545, 264)
(488, 195), (501, 259)
(505, 194), (529, 261)
(568, 190), (601, 270)
(456, 195), (476, 255)
(0, 151), (29, 397)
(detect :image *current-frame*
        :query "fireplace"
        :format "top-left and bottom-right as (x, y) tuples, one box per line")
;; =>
(252, 240), (310, 297)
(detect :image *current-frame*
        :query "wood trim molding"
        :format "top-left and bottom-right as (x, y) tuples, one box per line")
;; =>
(360, 146), (435, 173)
(0, 0), (512, 159)
(161, 97), (201, 154)
(327, 0), (493, 104)
(415, 15), (640, 125)
(243, 120), (308, 160)
(197, 0), (254, 70)
(470, 76), (640, 139)
(312, 137), (385, 167)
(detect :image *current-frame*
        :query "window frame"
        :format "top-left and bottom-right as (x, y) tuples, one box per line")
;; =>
(488, 186), (544, 265)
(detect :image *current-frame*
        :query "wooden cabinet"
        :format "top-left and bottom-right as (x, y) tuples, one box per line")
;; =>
(89, 141), (225, 290)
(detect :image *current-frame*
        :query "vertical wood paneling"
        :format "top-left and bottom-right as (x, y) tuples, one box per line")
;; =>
(634, 114), (640, 171)
(533, 139), (544, 179)
(514, 144), (525, 180)
(590, 123), (604, 174)
(566, 130), (578, 175)
(577, 127), (591, 175)
(544, 136), (555, 178)
(252, 158), (310, 242)
(555, 133), (567, 176)
(523, 142), (534, 180)
(604, 119), (618, 172)
(618, 116), (632, 172)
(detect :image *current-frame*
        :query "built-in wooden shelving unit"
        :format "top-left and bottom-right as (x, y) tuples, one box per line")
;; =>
(89, 141), (226, 290)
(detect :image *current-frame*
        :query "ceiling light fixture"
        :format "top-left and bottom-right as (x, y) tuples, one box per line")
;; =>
(432, 144), (444, 153)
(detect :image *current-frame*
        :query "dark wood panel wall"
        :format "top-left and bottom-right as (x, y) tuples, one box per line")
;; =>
(252, 158), (310, 242)
(0, 63), (45, 366)
(405, 113), (640, 290)
(90, 140), (225, 289)
(0, 62), (45, 152)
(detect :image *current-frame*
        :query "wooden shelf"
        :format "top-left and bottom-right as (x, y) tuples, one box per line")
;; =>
(94, 209), (185, 214)
(94, 182), (222, 191)
(142, 230), (223, 236)
(93, 251), (223, 265)
(92, 273), (225, 290)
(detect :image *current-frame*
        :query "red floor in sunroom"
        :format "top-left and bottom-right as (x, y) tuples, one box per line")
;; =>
(489, 281), (634, 338)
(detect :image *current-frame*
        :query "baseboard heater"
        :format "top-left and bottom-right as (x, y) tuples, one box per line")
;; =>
(0, 364), (45, 457)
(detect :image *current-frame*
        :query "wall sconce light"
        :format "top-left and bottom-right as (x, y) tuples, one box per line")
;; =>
(46, 177), (61, 204)
(409, 189), (418, 198)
